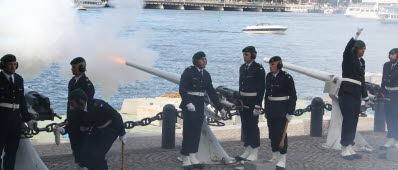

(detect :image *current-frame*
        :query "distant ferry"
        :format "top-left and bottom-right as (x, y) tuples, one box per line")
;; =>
(344, 3), (384, 19)
(74, 0), (107, 8)
(379, 13), (398, 24)
(242, 23), (288, 34)
(285, 4), (315, 13)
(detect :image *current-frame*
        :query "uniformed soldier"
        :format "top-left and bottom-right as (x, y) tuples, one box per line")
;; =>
(380, 48), (398, 150)
(0, 54), (37, 170)
(235, 46), (265, 162)
(264, 56), (297, 169)
(338, 27), (370, 160)
(179, 51), (227, 170)
(58, 89), (126, 170)
(66, 57), (95, 167)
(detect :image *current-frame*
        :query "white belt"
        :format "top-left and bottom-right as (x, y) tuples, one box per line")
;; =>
(240, 92), (257, 97)
(268, 96), (289, 101)
(97, 120), (112, 129)
(341, 78), (362, 86)
(187, 92), (205, 96)
(0, 103), (20, 109)
(386, 86), (398, 91)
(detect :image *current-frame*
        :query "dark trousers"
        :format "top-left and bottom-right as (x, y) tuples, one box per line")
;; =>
(339, 93), (361, 146)
(80, 128), (118, 170)
(267, 117), (288, 154)
(385, 92), (398, 140)
(0, 110), (21, 170)
(180, 107), (204, 156)
(69, 131), (83, 164)
(241, 108), (260, 148)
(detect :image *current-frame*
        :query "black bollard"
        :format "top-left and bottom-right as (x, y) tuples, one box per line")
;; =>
(374, 101), (386, 132)
(161, 104), (177, 149)
(310, 97), (324, 137)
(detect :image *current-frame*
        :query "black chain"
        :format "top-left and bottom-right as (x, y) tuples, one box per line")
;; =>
(292, 103), (333, 116)
(206, 117), (225, 126)
(21, 121), (67, 138)
(124, 112), (164, 129)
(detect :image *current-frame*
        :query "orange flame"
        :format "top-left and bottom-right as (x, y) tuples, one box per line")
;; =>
(112, 57), (126, 64)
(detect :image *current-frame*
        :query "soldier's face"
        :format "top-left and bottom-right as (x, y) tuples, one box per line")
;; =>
(356, 48), (366, 58)
(4, 62), (17, 74)
(71, 63), (85, 76)
(69, 100), (85, 111)
(197, 57), (207, 69)
(243, 52), (253, 64)
(269, 61), (280, 73)
(390, 53), (398, 62)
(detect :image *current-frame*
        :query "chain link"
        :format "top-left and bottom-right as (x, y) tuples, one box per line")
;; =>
(124, 112), (164, 129)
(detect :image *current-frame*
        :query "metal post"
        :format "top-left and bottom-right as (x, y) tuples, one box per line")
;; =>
(374, 101), (386, 132)
(161, 104), (177, 149)
(310, 97), (324, 137)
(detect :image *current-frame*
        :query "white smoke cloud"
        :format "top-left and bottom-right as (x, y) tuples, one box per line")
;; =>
(0, 0), (157, 98)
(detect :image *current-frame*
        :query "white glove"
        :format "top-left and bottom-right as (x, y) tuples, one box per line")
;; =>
(286, 114), (293, 121)
(58, 127), (66, 135)
(186, 103), (196, 112)
(365, 100), (374, 107)
(219, 109), (227, 118)
(354, 25), (364, 40)
(119, 135), (126, 144)
(253, 105), (262, 116)
(27, 120), (37, 129)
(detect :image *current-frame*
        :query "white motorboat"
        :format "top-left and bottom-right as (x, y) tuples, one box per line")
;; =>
(242, 23), (288, 34)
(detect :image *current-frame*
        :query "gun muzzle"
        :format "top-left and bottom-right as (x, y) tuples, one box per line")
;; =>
(220, 100), (236, 110)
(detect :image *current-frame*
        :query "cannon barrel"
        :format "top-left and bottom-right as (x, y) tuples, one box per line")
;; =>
(263, 57), (332, 82)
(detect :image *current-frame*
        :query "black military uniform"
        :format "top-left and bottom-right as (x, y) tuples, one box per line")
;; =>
(239, 59), (265, 149)
(381, 48), (398, 142)
(338, 38), (368, 147)
(179, 53), (223, 157)
(0, 54), (32, 170)
(264, 57), (297, 155)
(67, 57), (95, 165)
(66, 89), (125, 170)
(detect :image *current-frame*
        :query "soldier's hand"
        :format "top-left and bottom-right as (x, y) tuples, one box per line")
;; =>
(365, 100), (374, 107)
(219, 109), (227, 118)
(253, 105), (262, 116)
(286, 114), (293, 121)
(357, 25), (364, 33)
(186, 103), (196, 112)
(57, 127), (66, 135)
(27, 120), (37, 129)
(119, 135), (127, 144)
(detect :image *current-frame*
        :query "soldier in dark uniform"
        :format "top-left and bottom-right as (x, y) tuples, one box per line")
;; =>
(179, 51), (226, 170)
(59, 89), (126, 170)
(264, 56), (296, 169)
(67, 57), (95, 167)
(0, 54), (37, 170)
(338, 27), (370, 160)
(380, 48), (398, 150)
(235, 46), (265, 162)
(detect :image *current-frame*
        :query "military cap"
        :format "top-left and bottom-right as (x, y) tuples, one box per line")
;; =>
(192, 51), (206, 60)
(70, 57), (86, 65)
(353, 40), (366, 49)
(1, 54), (17, 64)
(242, 46), (256, 53)
(269, 56), (282, 63)
(68, 88), (87, 101)
(389, 48), (398, 55)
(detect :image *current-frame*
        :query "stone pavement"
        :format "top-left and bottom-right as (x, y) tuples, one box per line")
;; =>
(35, 117), (398, 170)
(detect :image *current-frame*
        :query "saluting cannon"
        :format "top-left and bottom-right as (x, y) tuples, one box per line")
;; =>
(120, 58), (244, 164)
